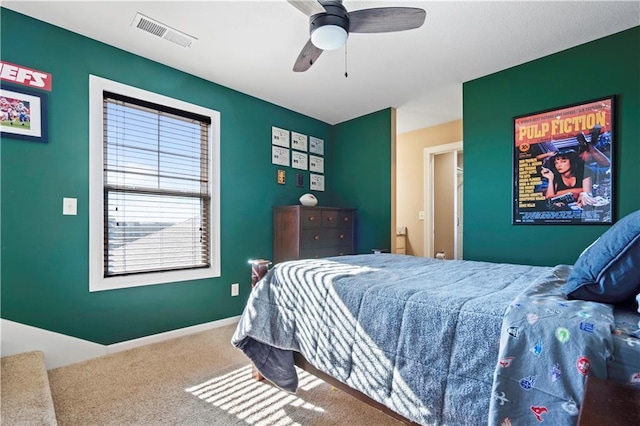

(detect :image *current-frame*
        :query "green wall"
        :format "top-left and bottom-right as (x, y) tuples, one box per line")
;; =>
(0, 9), (391, 344)
(332, 109), (393, 253)
(463, 26), (640, 266)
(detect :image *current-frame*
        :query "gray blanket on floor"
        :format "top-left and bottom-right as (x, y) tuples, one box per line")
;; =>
(231, 254), (553, 425)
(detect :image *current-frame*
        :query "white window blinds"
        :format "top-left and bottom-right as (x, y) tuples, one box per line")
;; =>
(103, 92), (211, 277)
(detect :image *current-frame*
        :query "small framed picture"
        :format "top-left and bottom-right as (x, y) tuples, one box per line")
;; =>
(0, 83), (48, 143)
(291, 132), (308, 152)
(310, 174), (325, 191)
(309, 136), (324, 155)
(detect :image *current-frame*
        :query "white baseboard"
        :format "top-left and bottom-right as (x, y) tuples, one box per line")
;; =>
(0, 316), (240, 370)
(106, 316), (240, 354)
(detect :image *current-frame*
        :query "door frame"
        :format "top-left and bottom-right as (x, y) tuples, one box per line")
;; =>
(423, 141), (463, 258)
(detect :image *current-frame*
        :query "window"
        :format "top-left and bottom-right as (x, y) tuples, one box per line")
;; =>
(89, 76), (220, 291)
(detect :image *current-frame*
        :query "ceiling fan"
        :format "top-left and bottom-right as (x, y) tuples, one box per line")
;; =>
(288, 0), (426, 72)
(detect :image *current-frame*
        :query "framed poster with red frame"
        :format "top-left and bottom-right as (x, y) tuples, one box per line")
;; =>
(513, 96), (614, 225)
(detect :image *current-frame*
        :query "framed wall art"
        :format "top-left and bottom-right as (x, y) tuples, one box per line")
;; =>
(0, 83), (48, 143)
(513, 96), (614, 225)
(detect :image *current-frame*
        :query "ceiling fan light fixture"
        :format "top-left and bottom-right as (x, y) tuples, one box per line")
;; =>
(292, 1), (426, 72)
(311, 25), (348, 50)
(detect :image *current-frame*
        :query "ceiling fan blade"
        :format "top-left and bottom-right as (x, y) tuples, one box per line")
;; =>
(287, 0), (326, 17)
(348, 7), (426, 33)
(293, 39), (323, 72)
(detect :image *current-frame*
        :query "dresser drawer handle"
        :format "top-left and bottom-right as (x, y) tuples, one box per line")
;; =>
(308, 216), (315, 221)
(339, 234), (345, 239)
(343, 217), (350, 222)
(314, 235), (320, 240)
(327, 216), (333, 222)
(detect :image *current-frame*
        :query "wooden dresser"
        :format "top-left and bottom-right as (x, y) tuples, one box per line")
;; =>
(273, 206), (356, 263)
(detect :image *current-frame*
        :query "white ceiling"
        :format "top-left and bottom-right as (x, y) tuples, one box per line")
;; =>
(3, 1), (639, 134)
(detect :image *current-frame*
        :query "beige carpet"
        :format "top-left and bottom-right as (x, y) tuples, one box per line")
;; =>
(47, 323), (404, 425)
(1, 350), (58, 425)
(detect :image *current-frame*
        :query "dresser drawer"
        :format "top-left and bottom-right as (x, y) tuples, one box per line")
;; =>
(322, 210), (354, 228)
(300, 229), (353, 248)
(300, 209), (322, 229)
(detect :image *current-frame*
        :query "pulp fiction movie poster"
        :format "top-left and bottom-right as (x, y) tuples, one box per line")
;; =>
(513, 97), (614, 225)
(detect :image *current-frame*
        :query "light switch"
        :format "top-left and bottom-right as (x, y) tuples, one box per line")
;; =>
(63, 198), (77, 215)
(418, 211), (425, 220)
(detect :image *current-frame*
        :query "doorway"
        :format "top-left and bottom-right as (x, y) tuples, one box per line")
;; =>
(423, 141), (463, 259)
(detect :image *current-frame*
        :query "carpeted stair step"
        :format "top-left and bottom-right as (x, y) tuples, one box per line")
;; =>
(1, 350), (57, 425)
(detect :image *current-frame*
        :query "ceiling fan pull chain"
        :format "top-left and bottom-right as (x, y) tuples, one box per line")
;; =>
(344, 41), (348, 78)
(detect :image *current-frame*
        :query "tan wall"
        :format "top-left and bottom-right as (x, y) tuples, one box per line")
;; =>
(396, 119), (463, 257)
(434, 152), (455, 259)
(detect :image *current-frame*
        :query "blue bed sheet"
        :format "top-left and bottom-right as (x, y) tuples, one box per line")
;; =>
(488, 266), (615, 425)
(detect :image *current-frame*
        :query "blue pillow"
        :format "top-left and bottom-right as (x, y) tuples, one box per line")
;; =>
(563, 209), (640, 304)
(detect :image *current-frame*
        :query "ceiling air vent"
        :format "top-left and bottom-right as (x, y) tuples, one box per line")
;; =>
(131, 13), (196, 48)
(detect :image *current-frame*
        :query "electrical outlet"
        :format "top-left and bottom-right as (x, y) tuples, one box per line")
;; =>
(231, 283), (239, 297)
(418, 211), (425, 220)
(63, 197), (77, 215)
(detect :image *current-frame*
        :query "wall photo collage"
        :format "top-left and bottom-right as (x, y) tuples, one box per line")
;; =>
(271, 126), (325, 191)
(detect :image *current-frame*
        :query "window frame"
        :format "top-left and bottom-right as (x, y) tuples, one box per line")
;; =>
(89, 75), (220, 292)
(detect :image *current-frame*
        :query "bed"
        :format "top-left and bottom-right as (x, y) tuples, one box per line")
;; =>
(232, 211), (640, 425)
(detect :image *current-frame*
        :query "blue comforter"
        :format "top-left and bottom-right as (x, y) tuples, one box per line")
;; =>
(232, 254), (557, 425)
